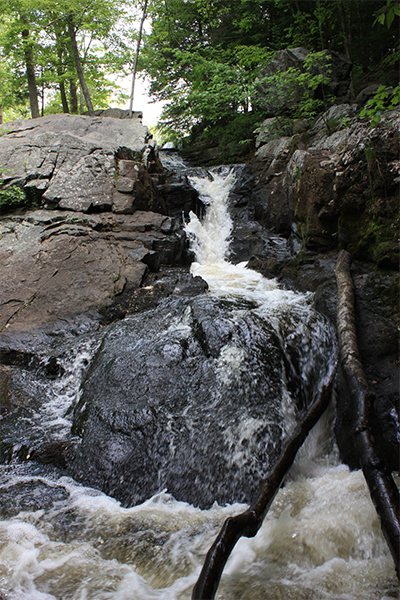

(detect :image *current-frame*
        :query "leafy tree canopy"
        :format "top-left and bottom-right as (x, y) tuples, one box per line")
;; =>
(138, 0), (399, 145)
(0, 0), (137, 121)
(0, 0), (398, 150)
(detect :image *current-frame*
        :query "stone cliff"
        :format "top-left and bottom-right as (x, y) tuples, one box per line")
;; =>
(0, 114), (199, 333)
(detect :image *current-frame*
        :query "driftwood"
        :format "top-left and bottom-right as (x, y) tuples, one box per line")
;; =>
(335, 249), (400, 578)
(192, 369), (335, 599)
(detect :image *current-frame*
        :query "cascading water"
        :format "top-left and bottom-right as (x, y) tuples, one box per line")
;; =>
(0, 158), (398, 600)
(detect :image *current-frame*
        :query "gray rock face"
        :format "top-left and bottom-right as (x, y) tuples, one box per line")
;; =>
(247, 108), (400, 266)
(0, 115), (203, 333)
(0, 114), (160, 214)
(0, 210), (185, 333)
(70, 293), (336, 508)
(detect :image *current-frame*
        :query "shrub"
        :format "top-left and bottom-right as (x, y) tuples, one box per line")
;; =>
(0, 183), (26, 208)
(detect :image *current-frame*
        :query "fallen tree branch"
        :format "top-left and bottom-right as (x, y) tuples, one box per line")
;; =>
(192, 367), (336, 599)
(335, 249), (400, 578)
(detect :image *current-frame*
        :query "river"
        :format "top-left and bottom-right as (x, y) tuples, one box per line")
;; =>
(0, 159), (397, 599)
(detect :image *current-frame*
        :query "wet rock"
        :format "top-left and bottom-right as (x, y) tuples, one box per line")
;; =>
(70, 293), (335, 508)
(29, 441), (76, 470)
(0, 466), (70, 517)
(100, 267), (208, 325)
(246, 244), (399, 473)
(0, 348), (63, 378)
(158, 173), (204, 219)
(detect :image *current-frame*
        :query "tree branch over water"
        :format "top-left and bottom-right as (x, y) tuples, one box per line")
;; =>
(193, 249), (399, 598)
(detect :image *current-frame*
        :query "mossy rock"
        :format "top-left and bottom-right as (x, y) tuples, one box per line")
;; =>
(338, 211), (399, 269)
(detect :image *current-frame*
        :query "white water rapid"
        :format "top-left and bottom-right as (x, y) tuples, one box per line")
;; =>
(185, 167), (311, 310)
(0, 164), (398, 600)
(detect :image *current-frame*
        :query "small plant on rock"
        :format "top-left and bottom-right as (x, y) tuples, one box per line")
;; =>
(0, 182), (26, 208)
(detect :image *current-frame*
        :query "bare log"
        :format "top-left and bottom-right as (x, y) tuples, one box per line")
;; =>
(192, 370), (335, 600)
(335, 249), (400, 578)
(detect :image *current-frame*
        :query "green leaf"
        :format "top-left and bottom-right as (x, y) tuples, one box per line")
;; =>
(386, 9), (395, 28)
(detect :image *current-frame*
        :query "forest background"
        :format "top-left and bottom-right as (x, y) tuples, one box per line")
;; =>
(0, 0), (399, 151)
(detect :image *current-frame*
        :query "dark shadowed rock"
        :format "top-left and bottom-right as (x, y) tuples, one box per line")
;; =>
(70, 293), (335, 508)
(246, 245), (399, 474)
(100, 267), (209, 324)
(246, 109), (400, 267)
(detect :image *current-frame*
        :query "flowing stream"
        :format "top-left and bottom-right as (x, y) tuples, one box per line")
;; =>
(0, 160), (398, 599)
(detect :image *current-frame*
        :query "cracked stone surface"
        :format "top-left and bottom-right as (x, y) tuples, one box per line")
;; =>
(0, 114), (158, 213)
(0, 210), (184, 333)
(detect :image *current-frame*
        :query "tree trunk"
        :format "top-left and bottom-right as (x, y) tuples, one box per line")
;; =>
(338, 0), (355, 99)
(334, 250), (400, 578)
(192, 369), (336, 599)
(69, 79), (79, 114)
(41, 68), (45, 117)
(21, 19), (40, 119)
(0, 101), (3, 125)
(66, 14), (94, 116)
(55, 30), (69, 113)
(59, 79), (69, 114)
(129, 0), (149, 116)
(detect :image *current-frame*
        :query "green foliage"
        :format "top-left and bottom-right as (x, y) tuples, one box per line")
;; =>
(180, 111), (262, 164)
(359, 3), (400, 127)
(360, 84), (400, 125)
(0, 183), (25, 208)
(0, 0), (136, 119)
(142, 1), (397, 146)
(0, 0), (398, 150)
(253, 51), (334, 120)
(374, 0), (400, 28)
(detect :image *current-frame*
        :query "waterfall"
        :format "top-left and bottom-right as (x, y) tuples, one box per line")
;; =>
(184, 167), (318, 317)
(0, 159), (397, 600)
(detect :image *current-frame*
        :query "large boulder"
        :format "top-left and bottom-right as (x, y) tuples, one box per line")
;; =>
(70, 293), (336, 508)
(0, 114), (162, 214)
(246, 108), (400, 267)
(0, 116), (205, 334)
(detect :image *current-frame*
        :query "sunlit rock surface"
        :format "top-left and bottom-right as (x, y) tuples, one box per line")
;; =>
(0, 117), (203, 333)
(0, 114), (160, 213)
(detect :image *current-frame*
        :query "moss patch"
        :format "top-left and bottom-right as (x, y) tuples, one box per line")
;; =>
(338, 206), (399, 269)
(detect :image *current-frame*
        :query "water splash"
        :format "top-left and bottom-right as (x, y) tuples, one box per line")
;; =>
(185, 169), (235, 266)
(185, 168), (310, 313)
